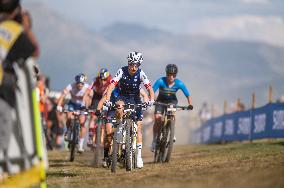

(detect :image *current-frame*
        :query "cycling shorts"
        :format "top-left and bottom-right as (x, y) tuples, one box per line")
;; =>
(67, 101), (83, 111)
(154, 100), (178, 115)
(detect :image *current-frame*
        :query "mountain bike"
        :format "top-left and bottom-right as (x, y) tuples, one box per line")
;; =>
(110, 103), (147, 172)
(63, 109), (89, 162)
(153, 102), (192, 163)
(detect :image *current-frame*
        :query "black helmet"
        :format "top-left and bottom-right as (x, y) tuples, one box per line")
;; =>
(0, 0), (20, 13)
(165, 64), (178, 75)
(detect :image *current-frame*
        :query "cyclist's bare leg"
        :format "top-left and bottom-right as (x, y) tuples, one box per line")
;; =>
(104, 122), (113, 163)
(64, 112), (74, 140)
(137, 120), (144, 167)
(78, 115), (86, 151)
(89, 115), (95, 140)
(66, 112), (74, 127)
(101, 124), (105, 147)
(137, 120), (143, 144)
(88, 114), (98, 146)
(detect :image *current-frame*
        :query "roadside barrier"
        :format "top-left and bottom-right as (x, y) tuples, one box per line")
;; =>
(192, 103), (284, 144)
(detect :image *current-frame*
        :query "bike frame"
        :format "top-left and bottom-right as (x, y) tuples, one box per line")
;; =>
(110, 103), (147, 172)
(154, 102), (190, 163)
(63, 109), (89, 162)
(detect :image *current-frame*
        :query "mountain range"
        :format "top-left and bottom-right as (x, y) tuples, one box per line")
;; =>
(26, 2), (284, 112)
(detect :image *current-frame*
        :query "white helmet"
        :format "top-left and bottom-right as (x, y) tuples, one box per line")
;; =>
(75, 73), (87, 83)
(127, 51), (143, 65)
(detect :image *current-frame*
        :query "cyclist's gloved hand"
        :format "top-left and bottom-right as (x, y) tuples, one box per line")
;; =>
(56, 105), (63, 112)
(147, 100), (155, 107)
(104, 100), (112, 107)
(95, 109), (101, 116)
(188, 104), (193, 110)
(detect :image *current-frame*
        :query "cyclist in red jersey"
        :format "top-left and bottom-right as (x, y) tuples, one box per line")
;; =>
(84, 68), (112, 147)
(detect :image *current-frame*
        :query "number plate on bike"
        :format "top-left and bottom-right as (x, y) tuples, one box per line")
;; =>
(167, 105), (177, 112)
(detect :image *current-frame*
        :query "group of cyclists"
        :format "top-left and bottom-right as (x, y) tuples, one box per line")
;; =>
(55, 51), (193, 169)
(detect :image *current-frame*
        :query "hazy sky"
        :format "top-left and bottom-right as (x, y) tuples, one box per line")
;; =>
(24, 0), (284, 47)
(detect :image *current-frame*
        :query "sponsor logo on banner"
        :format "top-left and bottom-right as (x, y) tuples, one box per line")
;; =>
(254, 114), (266, 133)
(213, 122), (223, 137)
(273, 110), (284, 130)
(238, 117), (251, 135)
(224, 119), (234, 135)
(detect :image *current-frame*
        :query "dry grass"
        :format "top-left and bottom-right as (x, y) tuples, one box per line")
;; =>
(46, 140), (284, 188)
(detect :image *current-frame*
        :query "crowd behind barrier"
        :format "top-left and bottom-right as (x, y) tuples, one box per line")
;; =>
(192, 102), (284, 144)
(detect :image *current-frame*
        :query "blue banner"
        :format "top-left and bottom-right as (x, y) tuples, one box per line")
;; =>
(194, 102), (284, 144)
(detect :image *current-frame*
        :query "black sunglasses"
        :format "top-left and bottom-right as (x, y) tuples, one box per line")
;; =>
(128, 62), (140, 67)
(167, 73), (176, 78)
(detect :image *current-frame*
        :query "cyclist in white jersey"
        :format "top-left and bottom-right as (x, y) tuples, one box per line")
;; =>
(56, 73), (89, 153)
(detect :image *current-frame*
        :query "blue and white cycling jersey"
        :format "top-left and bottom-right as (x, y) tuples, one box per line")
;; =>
(153, 77), (190, 102)
(111, 66), (151, 97)
(110, 66), (152, 121)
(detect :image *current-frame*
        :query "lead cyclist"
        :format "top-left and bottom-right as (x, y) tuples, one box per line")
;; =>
(104, 51), (155, 168)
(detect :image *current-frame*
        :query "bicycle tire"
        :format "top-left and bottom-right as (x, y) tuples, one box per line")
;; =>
(125, 119), (132, 171)
(164, 119), (175, 162)
(132, 126), (137, 169)
(70, 120), (80, 162)
(69, 125), (76, 162)
(154, 132), (161, 163)
(94, 120), (102, 167)
(159, 126), (168, 162)
(111, 123), (120, 173)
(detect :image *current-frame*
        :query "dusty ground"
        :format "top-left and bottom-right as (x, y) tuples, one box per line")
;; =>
(46, 140), (284, 188)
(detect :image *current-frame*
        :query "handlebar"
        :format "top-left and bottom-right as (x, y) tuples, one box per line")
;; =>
(154, 102), (193, 110)
(62, 108), (92, 115)
(105, 102), (149, 110)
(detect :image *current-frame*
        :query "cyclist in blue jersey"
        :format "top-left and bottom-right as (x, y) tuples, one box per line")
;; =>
(151, 64), (193, 152)
(104, 51), (155, 168)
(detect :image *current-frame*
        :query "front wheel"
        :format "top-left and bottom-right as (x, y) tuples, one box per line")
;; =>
(125, 119), (132, 171)
(164, 119), (175, 162)
(154, 132), (161, 163)
(70, 120), (79, 162)
(111, 131), (119, 173)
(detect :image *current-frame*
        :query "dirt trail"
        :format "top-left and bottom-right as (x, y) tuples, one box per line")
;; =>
(47, 141), (284, 188)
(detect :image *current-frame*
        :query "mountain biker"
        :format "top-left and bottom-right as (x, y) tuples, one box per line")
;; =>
(97, 86), (149, 167)
(104, 51), (155, 168)
(56, 73), (89, 153)
(83, 68), (112, 148)
(151, 64), (193, 152)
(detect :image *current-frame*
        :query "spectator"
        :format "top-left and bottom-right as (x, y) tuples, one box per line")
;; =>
(198, 102), (211, 124)
(281, 95), (284, 103)
(46, 98), (64, 149)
